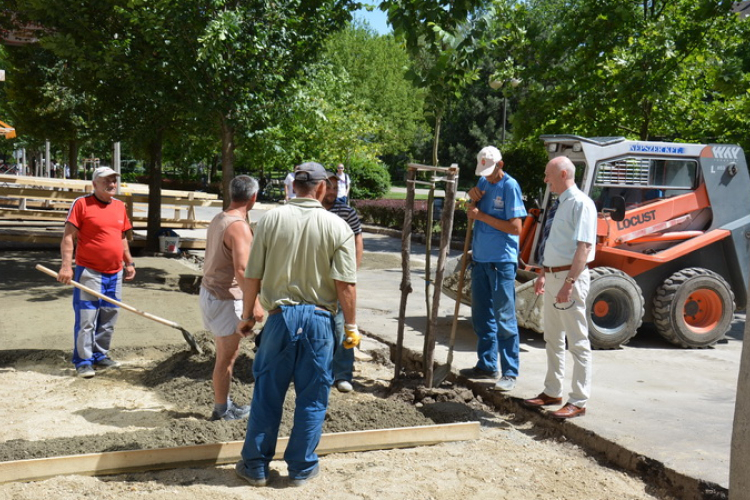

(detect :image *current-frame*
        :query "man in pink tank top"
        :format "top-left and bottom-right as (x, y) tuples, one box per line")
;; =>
(200, 175), (264, 420)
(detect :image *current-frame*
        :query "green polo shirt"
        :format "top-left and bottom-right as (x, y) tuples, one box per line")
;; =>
(245, 197), (357, 313)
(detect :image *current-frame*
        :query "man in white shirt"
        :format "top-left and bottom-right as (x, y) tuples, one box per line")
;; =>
(524, 156), (597, 419)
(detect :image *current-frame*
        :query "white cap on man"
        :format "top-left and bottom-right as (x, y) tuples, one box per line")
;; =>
(93, 166), (119, 180)
(476, 146), (502, 177)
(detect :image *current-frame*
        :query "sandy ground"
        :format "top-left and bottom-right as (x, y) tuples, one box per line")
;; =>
(0, 250), (672, 499)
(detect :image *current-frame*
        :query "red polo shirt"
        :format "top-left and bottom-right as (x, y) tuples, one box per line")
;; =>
(65, 194), (133, 274)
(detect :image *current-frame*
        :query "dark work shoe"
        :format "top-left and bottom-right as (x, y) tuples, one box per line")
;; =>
(94, 358), (120, 370)
(290, 464), (319, 487)
(76, 365), (95, 379)
(459, 366), (499, 380)
(235, 460), (267, 487)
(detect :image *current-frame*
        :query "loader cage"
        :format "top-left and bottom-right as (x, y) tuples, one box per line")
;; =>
(591, 156), (700, 212)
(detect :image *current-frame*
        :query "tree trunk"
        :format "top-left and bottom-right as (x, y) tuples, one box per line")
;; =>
(432, 110), (442, 167)
(395, 167), (417, 380)
(640, 99), (653, 140)
(68, 140), (79, 179)
(210, 154), (219, 184)
(146, 132), (164, 252)
(220, 117), (235, 209)
(423, 109), (443, 355)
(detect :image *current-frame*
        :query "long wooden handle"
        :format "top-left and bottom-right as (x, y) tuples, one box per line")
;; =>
(35, 264), (181, 330)
(446, 219), (474, 363)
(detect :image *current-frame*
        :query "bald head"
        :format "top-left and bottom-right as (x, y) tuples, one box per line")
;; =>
(544, 156), (576, 195)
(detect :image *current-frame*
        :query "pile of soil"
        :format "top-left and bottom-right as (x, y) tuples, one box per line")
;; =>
(0, 338), (488, 463)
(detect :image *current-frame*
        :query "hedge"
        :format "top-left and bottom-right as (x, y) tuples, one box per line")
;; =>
(352, 198), (470, 240)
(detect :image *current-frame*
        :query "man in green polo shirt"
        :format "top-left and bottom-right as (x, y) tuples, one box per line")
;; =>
(234, 162), (358, 488)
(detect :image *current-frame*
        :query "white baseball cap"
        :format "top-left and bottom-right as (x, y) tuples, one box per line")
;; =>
(93, 166), (119, 180)
(476, 146), (502, 176)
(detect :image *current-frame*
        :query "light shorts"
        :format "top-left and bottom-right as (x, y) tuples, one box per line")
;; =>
(199, 287), (242, 337)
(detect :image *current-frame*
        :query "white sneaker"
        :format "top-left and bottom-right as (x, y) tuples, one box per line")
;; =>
(493, 376), (516, 392)
(335, 380), (353, 393)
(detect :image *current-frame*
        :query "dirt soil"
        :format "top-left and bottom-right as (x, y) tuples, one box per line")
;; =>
(0, 250), (672, 500)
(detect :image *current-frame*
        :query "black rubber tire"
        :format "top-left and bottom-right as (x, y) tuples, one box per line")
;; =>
(653, 268), (735, 348)
(586, 267), (645, 349)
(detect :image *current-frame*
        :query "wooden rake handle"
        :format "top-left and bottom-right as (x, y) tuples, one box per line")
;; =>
(446, 219), (474, 364)
(35, 264), (181, 330)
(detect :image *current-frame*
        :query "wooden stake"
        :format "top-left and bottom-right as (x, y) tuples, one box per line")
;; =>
(0, 422), (480, 484)
(395, 168), (416, 379)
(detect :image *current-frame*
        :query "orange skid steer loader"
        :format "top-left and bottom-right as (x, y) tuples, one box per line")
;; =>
(507, 135), (750, 349)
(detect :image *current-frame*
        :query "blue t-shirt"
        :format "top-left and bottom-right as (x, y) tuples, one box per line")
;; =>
(471, 173), (527, 263)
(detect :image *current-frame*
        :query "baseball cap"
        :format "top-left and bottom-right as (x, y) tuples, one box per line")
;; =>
(294, 162), (329, 182)
(93, 166), (120, 180)
(476, 146), (502, 176)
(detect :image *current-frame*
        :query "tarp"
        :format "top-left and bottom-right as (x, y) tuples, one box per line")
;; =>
(0, 119), (16, 139)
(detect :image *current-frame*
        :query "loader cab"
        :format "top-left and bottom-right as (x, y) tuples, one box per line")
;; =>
(591, 157), (700, 212)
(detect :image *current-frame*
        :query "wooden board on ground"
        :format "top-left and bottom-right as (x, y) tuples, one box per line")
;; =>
(0, 422), (480, 484)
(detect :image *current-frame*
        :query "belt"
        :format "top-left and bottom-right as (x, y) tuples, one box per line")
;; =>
(543, 265), (579, 273)
(268, 306), (329, 316)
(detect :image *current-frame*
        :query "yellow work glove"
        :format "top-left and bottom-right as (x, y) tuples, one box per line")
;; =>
(343, 324), (361, 349)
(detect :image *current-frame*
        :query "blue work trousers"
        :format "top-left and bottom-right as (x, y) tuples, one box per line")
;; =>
(332, 306), (354, 382)
(240, 305), (335, 480)
(470, 261), (520, 377)
(72, 266), (121, 367)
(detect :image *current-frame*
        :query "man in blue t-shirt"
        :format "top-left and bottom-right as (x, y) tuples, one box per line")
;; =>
(460, 146), (527, 392)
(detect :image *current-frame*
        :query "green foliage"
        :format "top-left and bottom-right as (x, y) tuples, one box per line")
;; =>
(381, 0), (492, 165)
(501, 141), (549, 206)
(504, 0), (750, 148)
(323, 25), (425, 157)
(347, 155), (391, 200)
(239, 60), (382, 176)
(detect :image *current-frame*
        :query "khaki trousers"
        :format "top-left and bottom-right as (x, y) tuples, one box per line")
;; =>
(543, 269), (592, 408)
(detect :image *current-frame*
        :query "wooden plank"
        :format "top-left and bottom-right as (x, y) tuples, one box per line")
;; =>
(126, 193), (223, 207)
(0, 422), (480, 484)
(131, 217), (210, 229)
(407, 162), (460, 174)
(0, 174), (219, 200)
(0, 208), (67, 221)
(0, 186), (222, 207)
(0, 186), (81, 202)
(0, 232), (61, 245)
(0, 174), (92, 190)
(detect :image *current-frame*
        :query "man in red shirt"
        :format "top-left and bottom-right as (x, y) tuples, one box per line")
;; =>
(58, 167), (136, 378)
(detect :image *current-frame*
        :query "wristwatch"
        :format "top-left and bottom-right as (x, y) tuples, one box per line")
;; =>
(565, 276), (576, 284)
(126, 262), (136, 268)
